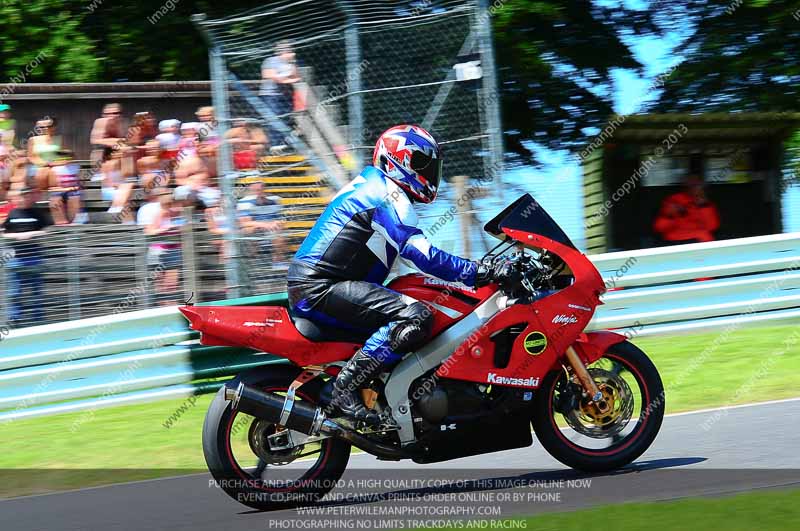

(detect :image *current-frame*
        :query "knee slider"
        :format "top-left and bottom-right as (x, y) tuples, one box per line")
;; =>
(389, 302), (434, 354)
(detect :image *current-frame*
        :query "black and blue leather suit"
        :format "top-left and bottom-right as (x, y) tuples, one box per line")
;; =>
(288, 165), (478, 368)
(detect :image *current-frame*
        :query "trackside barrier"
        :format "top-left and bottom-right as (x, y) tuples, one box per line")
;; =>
(1, 233), (799, 421)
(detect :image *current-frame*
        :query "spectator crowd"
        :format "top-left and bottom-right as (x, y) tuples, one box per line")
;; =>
(0, 103), (288, 225)
(0, 101), (289, 324)
(0, 41), (307, 323)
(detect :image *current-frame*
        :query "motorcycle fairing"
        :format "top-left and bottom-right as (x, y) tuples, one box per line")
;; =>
(435, 228), (606, 388)
(182, 277), (497, 367)
(179, 306), (361, 366)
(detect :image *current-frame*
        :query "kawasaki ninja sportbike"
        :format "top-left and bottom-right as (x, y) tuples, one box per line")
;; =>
(180, 194), (664, 510)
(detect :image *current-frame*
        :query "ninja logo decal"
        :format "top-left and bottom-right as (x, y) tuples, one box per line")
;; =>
(522, 331), (547, 355)
(552, 314), (579, 325)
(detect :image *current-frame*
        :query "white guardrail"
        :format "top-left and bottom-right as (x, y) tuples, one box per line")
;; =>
(1, 233), (799, 422)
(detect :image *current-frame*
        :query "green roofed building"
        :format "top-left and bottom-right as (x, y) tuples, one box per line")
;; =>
(581, 113), (800, 253)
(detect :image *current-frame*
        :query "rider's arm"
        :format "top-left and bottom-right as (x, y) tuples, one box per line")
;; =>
(372, 194), (477, 286)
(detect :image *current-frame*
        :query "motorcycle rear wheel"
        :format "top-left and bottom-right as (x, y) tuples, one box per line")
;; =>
(202, 366), (351, 510)
(531, 340), (664, 472)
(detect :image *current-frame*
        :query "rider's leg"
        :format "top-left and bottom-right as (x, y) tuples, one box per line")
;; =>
(333, 301), (433, 424)
(289, 280), (434, 424)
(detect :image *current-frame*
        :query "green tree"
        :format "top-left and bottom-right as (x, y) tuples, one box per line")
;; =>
(653, 0), (800, 113)
(78, 0), (266, 82)
(648, 1), (800, 178)
(0, 0), (665, 165)
(0, 1), (100, 83)
(492, 0), (658, 163)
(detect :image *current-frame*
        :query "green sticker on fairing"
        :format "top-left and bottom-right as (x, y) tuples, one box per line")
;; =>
(523, 331), (547, 355)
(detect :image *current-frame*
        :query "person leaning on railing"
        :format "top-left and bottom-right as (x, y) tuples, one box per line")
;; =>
(1, 187), (52, 325)
(144, 188), (185, 305)
(653, 175), (720, 245)
(260, 40), (300, 153)
(237, 181), (286, 267)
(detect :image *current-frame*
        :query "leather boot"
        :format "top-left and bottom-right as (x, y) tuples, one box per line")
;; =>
(330, 349), (385, 426)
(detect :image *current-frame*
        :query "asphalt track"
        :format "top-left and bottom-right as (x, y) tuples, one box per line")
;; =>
(3, 399), (800, 531)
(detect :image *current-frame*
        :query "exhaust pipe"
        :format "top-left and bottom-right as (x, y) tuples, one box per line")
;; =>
(224, 382), (414, 460)
(225, 382), (325, 435)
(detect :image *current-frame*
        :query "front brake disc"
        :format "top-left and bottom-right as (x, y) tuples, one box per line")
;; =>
(562, 367), (634, 439)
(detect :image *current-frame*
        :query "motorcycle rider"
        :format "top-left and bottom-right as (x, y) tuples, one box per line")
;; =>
(287, 125), (495, 425)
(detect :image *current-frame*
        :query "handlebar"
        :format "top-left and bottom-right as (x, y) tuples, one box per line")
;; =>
(484, 249), (567, 299)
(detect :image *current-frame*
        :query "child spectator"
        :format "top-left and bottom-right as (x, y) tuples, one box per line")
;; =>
(101, 147), (134, 223)
(137, 187), (169, 227)
(48, 149), (82, 225)
(137, 139), (169, 190)
(178, 122), (199, 161)
(156, 119), (181, 161)
(144, 189), (184, 305)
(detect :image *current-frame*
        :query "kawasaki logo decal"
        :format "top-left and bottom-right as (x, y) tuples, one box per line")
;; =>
(486, 373), (541, 388)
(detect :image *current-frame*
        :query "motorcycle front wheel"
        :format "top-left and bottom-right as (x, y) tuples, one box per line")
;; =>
(531, 340), (665, 472)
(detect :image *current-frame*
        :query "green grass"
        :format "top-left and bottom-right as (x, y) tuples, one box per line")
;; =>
(634, 323), (800, 411)
(429, 488), (800, 531)
(1, 323), (799, 496)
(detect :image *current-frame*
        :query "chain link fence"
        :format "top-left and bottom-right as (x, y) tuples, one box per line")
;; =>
(194, 0), (504, 296)
(0, 208), (294, 328)
(0, 0), (505, 329)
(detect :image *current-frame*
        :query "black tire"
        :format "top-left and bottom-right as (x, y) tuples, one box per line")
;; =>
(202, 365), (351, 511)
(531, 340), (664, 472)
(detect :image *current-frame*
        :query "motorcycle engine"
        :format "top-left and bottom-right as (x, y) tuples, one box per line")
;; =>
(408, 372), (537, 464)
(411, 377), (492, 424)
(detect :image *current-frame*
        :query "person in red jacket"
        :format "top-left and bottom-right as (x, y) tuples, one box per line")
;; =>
(653, 175), (720, 244)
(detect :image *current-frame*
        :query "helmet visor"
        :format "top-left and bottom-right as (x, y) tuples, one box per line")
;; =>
(410, 150), (442, 190)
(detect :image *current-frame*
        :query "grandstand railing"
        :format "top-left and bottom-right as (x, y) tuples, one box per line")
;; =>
(1, 232), (799, 422)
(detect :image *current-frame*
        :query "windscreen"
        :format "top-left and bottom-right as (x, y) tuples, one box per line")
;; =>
(484, 193), (577, 250)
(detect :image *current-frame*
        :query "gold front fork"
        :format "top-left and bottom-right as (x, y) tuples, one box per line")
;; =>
(565, 345), (609, 413)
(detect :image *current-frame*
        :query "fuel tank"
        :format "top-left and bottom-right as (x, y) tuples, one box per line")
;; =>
(387, 274), (498, 335)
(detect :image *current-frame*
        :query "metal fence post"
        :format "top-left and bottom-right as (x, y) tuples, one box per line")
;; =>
(475, 0), (505, 203)
(339, 0), (364, 171)
(67, 229), (81, 321)
(0, 243), (7, 326)
(454, 175), (473, 257)
(182, 208), (199, 303)
(202, 32), (246, 299)
(136, 228), (151, 309)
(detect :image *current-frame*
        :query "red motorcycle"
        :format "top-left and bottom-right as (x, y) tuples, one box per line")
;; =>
(180, 194), (664, 510)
